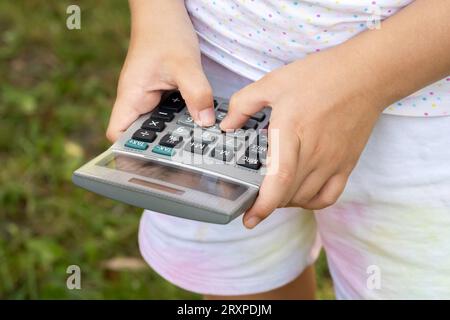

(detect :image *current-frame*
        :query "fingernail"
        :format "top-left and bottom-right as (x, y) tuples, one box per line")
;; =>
(219, 121), (230, 131)
(244, 216), (261, 229)
(198, 108), (215, 126)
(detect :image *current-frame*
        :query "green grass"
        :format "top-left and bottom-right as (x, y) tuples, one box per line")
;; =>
(0, 0), (334, 299)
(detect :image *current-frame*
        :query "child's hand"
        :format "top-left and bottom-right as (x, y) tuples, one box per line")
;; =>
(106, 0), (215, 142)
(220, 51), (384, 228)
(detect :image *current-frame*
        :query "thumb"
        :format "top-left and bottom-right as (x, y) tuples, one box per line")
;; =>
(175, 64), (215, 127)
(220, 80), (269, 131)
(106, 88), (161, 142)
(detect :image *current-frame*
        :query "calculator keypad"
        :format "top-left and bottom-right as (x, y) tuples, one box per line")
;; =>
(124, 91), (270, 174)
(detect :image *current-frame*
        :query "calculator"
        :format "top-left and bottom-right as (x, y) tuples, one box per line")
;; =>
(72, 91), (271, 224)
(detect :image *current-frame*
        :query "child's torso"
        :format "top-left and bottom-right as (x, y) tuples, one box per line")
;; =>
(185, 0), (450, 117)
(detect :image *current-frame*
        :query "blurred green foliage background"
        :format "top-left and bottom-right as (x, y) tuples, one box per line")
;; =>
(0, 0), (334, 299)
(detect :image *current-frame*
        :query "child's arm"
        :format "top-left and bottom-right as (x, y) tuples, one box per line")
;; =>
(219, 0), (450, 228)
(106, 0), (215, 142)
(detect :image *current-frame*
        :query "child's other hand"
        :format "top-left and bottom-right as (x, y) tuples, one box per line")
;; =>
(106, 0), (215, 142)
(220, 51), (384, 229)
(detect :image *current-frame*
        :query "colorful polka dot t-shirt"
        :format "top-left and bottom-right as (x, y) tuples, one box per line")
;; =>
(185, 0), (450, 117)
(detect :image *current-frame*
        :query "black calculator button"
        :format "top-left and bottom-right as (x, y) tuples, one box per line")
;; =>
(204, 124), (222, 133)
(159, 133), (183, 148)
(250, 111), (266, 122)
(227, 129), (248, 140)
(132, 129), (157, 143)
(160, 91), (185, 112)
(210, 147), (234, 162)
(237, 155), (262, 170)
(142, 119), (165, 132)
(243, 119), (258, 130)
(158, 105), (177, 113)
(151, 110), (174, 122)
(184, 140), (208, 155)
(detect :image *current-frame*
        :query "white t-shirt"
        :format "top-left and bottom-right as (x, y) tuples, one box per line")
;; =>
(185, 0), (450, 117)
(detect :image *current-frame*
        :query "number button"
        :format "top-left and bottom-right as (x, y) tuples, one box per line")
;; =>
(142, 119), (165, 132)
(132, 129), (156, 143)
(159, 134), (183, 148)
(215, 111), (227, 123)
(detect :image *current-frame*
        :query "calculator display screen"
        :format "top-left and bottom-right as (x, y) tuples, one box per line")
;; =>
(99, 154), (247, 200)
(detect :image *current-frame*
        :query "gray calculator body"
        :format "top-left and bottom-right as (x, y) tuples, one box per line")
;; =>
(73, 93), (270, 224)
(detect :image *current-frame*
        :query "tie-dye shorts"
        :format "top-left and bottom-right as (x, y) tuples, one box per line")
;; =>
(138, 56), (450, 298)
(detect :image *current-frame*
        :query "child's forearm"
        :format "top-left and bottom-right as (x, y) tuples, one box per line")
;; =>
(325, 0), (450, 112)
(129, 0), (198, 50)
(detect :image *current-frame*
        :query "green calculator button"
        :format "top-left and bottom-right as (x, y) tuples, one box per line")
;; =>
(125, 139), (148, 150)
(152, 145), (175, 156)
